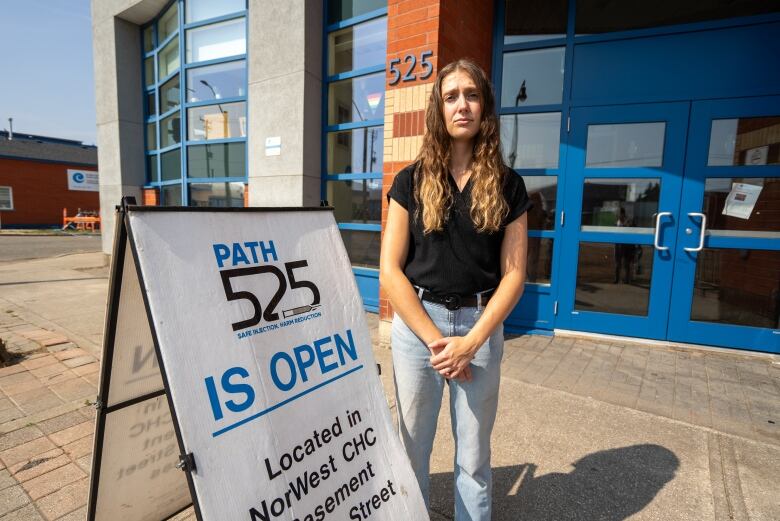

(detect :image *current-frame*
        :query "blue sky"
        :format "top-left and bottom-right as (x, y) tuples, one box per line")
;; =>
(0, 0), (96, 144)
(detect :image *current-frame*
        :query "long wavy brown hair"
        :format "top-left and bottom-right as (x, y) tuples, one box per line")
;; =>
(414, 59), (507, 234)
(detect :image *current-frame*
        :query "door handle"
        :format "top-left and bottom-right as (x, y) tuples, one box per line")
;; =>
(684, 212), (707, 252)
(653, 212), (672, 251)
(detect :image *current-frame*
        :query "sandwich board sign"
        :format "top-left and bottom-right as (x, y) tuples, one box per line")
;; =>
(87, 199), (427, 521)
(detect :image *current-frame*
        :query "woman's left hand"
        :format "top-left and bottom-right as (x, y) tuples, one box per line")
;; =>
(428, 336), (479, 380)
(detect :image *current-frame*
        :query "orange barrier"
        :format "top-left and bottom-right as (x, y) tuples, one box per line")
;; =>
(62, 208), (101, 232)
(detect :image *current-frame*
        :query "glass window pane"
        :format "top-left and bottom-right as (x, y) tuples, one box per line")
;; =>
(581, 178), (660, 229)
(144, 57), (155, 87)
(161, 149), (181, 181)
(504, 0), (567, 44)
(147, 155), (159, 183)
(338, 229), (379, 269)
(146, 123), (157, 151)
(187, 142), (246, 178)
(187, 102), (246, 141)
(691, 248), (780, 328)
(500, 113), (561, 169)
(500, 47), (565, 108)
(327, 0), (386, 25)
(326, 180), (382, 224)
(576, 242), (654, 315)
(328, 17), (387, 75)
(161, 183), (182, 206)
(186, 0), (245, 24)
(158, 2), (179, 42)
(703, 177), (780, 237)
(160, 74), (180, 112)
(586, 122), (665, 168)
(188, 182), (244, 207)
(527, 237), (554, 284)
(328, 72), (385, 125)
(186, 18), (246, 63)
(159, 36), (180, 78)
(143, 26), (154, 53)
(522, 176), (558, 230)
(327, 127), (383, 174)
(708, 117), (780, 166)
(146, 91), (157, 116)
(186, 60), (246, 103)
(576, 0), (780, 35)
(160, 112), (181, 148)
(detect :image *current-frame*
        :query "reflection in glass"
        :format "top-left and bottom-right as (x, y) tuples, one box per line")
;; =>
(500, 47), (565, 108)
(504, 0), (567, 44)
(576, 0), (780, 34)
(581, 178), (660, 229)
(160, 113), (181, 148)
(144, 57), (155, 87)
(691, 248), (780, 328)
(328, 73), (385, 125)
(327, 0), (386, 25)
(187, 143), (246, 179)
(702, 178), (780, 236)
(147, 155), (159, 183)
(186, 60), (246, 102)
(187, 102), (246, 141)
(188, 182), (244, 207)
(161, 149), (181, 181)
(575, 242), (654, 315)
(586, 122), (665, 168)
(158, 3), (179, 42)
(143, 26), (154, 53)
(186, 18), (246, 63)
(160, 75), (180, 112)
(146, 91), (156, 116)
(339, 229), (380, 268)
(522, 176), (557, 230)
(500, 113), (561, 169)
(159, 37), (180, 78)
(707, 117), (780, 166)
(161, 183), (182, 206)
(527, 237), (553, 284)
(328, 17), (387, 75)
(146, 123), (157, 151)
(186, 0), (245, 23)
(326, 180), (382, 224)
(327, 127), (383, 174)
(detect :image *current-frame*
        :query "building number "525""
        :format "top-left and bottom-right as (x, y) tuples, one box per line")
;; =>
(388, 50), (433, 86)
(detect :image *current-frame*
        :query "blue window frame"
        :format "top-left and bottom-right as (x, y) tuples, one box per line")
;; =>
(142, 0), (248, 206)
(323, 1), (388, 312)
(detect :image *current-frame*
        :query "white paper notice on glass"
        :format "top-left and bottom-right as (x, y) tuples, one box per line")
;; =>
(722, 182), (762, 220)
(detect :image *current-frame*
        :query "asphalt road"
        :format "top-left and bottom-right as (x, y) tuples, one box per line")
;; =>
(0, 234), (102, 262)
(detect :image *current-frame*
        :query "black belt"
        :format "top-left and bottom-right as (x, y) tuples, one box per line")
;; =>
(417, 287), (495, 310)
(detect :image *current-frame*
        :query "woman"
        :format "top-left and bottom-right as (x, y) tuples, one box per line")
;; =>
(379, 59), (531, 520)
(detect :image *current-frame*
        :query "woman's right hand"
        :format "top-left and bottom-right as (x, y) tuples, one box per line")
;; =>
(429, 342), (472, 382)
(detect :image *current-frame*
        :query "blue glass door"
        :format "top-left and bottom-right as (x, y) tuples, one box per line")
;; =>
(557, 103), (689, 339)
(668, 97), (780, 353)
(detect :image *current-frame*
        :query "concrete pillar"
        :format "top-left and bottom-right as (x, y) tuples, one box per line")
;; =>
(247, 0), (323, 207)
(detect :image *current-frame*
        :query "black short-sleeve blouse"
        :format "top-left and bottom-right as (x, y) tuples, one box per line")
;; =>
(387, 163), (532, 295)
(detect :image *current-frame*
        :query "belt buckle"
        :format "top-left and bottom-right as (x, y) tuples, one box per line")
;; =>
(444, 294), (461, 311)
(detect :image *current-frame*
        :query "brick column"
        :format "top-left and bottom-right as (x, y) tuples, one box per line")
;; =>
(142, 188), (159, 206)
(379, 0), (496, 321)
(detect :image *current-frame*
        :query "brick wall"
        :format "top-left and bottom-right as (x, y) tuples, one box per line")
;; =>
(380, 0), (496, 320)
(0, 158), (99, 227)
(142, 188), (159, 206)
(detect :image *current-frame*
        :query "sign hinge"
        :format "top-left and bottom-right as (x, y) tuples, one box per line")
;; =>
(560, 211), (565, 227)
(554, 301), (559, 315)
(176, 453), (196, 473)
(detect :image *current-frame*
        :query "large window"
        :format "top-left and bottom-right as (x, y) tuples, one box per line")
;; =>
(323, 2), (387, 272)
(142, 0), (247, 206)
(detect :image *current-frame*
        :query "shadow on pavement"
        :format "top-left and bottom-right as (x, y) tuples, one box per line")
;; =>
(430, 444), (679, 520)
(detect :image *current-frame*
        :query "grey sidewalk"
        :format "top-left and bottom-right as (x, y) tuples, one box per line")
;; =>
(1, 250), (779, 520)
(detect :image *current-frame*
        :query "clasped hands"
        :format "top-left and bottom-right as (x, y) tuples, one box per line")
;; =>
(428, 336), (479, 382)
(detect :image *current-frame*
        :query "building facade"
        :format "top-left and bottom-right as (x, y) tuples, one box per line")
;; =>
(92, 0), (780, 354)
(0, 132), (99, 227)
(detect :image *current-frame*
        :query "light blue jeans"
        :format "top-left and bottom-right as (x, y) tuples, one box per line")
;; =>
(392, 299), (503, 521)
